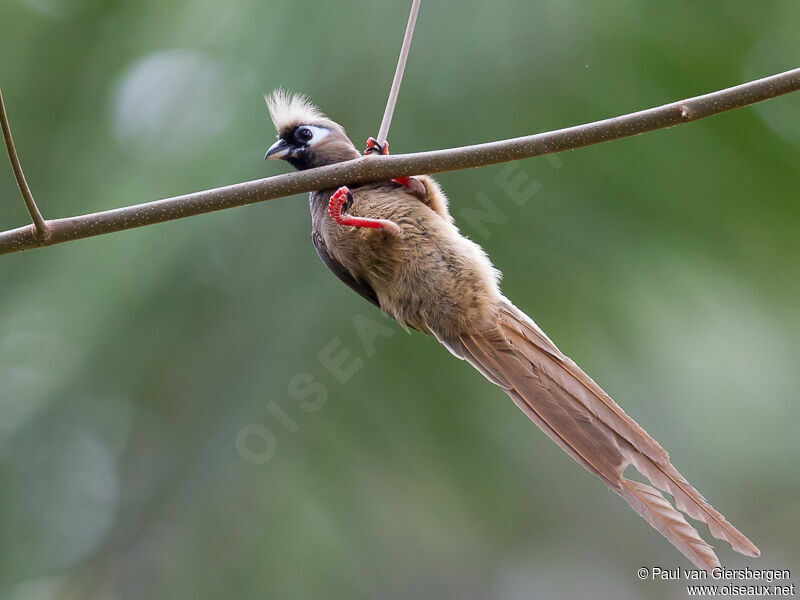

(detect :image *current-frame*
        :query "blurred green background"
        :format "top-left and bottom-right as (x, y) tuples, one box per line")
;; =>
(1, 1), (798, 598)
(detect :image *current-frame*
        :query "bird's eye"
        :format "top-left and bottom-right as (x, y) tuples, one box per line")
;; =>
(296, 127), (313, 143)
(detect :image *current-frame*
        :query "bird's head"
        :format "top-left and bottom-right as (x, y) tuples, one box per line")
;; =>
(264, 90), (361, 170)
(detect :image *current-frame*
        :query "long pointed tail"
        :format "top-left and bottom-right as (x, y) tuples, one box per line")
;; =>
(440, 298), (759, 570)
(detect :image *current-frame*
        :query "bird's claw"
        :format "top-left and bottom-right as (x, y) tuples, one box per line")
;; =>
(337, 186), (353, 211)
(364, 137), (389, 156)
(328, 186), (401, 236)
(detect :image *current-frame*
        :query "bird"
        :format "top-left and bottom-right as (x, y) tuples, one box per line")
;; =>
(263, 89), (760, 570)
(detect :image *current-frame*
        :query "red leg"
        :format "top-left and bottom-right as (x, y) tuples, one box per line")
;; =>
(328, 187), (401, 236)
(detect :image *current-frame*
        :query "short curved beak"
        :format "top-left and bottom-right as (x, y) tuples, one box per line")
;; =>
(265, 139), (291, 160)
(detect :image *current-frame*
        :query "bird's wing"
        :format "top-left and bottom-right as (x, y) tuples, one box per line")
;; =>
(312, 230), (380, 308)
(434, 299), (760, 570)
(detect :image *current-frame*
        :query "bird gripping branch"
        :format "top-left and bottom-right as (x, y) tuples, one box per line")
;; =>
(263, 90), (760, 570)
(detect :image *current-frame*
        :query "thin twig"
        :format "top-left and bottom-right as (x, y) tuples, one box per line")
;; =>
(1, 67), (799, 257)
(376, 0), (422, 145)
(0, 87), (49, 241)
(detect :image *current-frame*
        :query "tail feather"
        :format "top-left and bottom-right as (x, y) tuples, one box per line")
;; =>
(618, 479), (721, 570)
(437, 298), (759, 569)
(457, 330), (627, 487)
(498, 301), (670, 465)
(626, 447), (760, 557)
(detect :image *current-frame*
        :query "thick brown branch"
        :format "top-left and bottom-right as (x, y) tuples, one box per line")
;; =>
(1, 67), (799, 256)
(0, 88), (49, 241)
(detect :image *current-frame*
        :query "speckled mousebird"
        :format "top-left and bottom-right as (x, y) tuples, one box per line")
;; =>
(264, 90), (759, 570)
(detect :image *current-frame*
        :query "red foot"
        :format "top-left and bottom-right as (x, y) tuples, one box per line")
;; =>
(328, 186), (401, 236)
(364, 137), (389, 156)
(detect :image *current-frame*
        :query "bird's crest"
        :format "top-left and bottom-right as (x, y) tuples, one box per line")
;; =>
(266, 89), (336, 136)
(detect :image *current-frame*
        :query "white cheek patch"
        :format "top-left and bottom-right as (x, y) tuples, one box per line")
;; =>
(305, 125), (331, 146)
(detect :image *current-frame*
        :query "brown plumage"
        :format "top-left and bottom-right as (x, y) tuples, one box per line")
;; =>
(265, 90), (760, 569)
